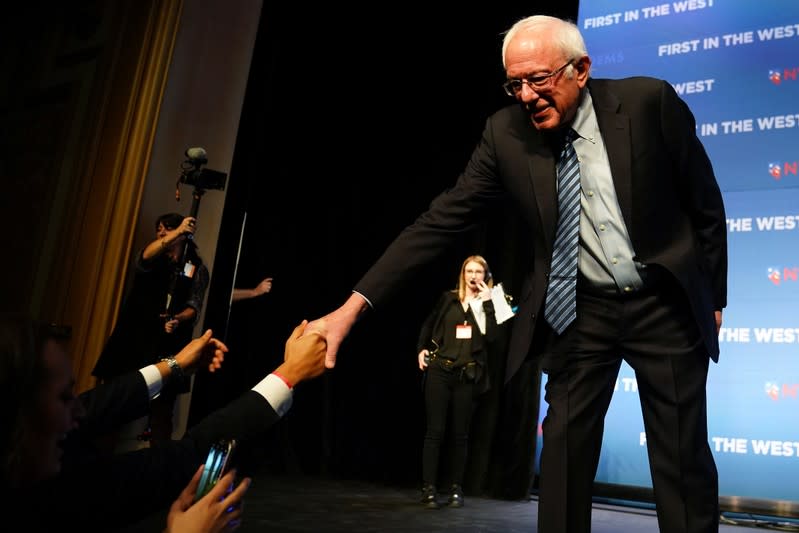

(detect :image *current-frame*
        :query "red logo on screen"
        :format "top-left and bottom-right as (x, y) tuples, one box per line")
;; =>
(765, 382), (799, 401)
(773, 67), (799, 85)
(769, 161), (798, 180)
(768, 267), (799, 285)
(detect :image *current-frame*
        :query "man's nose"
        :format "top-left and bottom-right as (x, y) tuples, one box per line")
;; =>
(520, 83), (540, 101)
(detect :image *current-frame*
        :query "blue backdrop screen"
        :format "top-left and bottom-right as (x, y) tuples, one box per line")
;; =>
(535, 0), (799, 503)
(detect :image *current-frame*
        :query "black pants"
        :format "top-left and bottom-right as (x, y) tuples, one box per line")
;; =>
(538, 282), (719, 533)
(422, 362), (475, 488)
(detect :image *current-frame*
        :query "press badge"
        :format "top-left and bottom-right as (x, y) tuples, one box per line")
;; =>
(456, 324), (472, 339)
(183, 261), (196, 278)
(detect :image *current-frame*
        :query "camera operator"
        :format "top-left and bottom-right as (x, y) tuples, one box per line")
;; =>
(92, 212), (210, 448)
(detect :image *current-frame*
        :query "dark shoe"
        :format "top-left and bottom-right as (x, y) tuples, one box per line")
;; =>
(421, 484), (440, 509)
(448, 484), (464, 508)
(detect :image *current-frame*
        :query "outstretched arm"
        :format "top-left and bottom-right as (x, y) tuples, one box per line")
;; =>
(231, 277), (273, 303)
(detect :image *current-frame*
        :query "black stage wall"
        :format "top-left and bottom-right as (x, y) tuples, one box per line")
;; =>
(192, 3), (580, 494)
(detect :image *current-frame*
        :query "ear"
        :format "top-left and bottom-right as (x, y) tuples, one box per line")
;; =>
(575, 56), (591, 85)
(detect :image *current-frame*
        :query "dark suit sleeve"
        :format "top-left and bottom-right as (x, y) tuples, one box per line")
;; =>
(77, 371), (151, 436)
(41, 391), (280, 532)
(185, 390), (280, 448)
(353, 119), (508, 309)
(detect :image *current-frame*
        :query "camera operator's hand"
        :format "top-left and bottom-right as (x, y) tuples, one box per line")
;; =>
(165, 318), (180, 333)
(179, 216), (197, 236)
(143, 216), (197, 261)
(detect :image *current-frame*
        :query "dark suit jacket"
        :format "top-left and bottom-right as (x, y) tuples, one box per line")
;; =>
(355, 76), (727, 383)
(21, 370), (280, 531)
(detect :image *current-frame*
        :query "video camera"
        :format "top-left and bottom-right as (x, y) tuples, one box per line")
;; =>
(178, 147), (227, 192)
(180, 167), (227, 191)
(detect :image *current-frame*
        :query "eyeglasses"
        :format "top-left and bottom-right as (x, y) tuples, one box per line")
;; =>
(502, 59), (574, 96)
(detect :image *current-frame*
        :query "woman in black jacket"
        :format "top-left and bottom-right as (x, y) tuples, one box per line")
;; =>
(416, 254), (500, 509)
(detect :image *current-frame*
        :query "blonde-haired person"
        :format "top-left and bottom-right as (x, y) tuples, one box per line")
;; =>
(416, 255), (501, 509)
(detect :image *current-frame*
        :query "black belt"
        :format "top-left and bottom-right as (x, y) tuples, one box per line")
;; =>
(427, 352), (457, 369)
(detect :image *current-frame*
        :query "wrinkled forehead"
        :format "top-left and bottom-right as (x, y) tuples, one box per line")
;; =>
(505, 30), (561, 74)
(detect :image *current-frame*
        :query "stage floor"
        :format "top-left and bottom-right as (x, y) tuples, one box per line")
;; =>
(122, 473), (795, 532)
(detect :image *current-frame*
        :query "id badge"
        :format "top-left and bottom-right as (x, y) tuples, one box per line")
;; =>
(183, 261), (196, 278)
(456, 324), (472, 339)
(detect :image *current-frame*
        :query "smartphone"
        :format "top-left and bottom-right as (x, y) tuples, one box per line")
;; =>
(195, 439), (237, 502)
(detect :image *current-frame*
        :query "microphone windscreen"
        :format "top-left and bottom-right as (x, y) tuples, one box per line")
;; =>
(185, 147), (208, 162)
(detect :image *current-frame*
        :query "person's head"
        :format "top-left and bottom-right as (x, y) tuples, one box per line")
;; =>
(0, 315), (81, 490)
(155, 212), (201, 262)
(501, 15), (591, 132)
(457, 255), (493, 300)
(155, 212), (185, 239)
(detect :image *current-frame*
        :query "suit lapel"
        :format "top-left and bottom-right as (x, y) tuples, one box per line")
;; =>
(590, 83), (633, 238)
(526, 135), (558, 249)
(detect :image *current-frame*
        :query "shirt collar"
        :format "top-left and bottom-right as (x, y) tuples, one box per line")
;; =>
(570, 88), (598, 145)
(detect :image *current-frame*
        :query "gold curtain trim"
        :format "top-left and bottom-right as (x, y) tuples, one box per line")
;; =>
(71, 1), (184, 393)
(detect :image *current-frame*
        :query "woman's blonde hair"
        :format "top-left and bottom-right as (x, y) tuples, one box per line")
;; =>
(455, 255), (493, 301)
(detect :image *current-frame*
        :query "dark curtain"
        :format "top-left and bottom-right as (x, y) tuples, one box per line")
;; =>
(191, 2), (579, 494)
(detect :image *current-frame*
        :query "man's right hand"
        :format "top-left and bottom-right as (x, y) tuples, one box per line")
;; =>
(304, 293), (369, 369)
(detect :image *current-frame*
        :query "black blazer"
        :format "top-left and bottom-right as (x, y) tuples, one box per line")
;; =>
(416, 291), (498, 365)
(23, 371), (280, 531)
(355, 77), (727, 383)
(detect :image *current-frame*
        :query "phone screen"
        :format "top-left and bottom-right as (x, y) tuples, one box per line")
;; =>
(195, 439), (237, 502)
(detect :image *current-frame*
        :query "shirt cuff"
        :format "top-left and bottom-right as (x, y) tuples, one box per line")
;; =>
(139, 364), (163, 400)
(252, 373), (294, 417)
(353, 289), (374, 309)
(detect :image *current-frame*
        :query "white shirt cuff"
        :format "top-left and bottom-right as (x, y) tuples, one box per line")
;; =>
(252, 373), (294, 417)
(139, 365), (163, 400)
(353, 289), (374, 309)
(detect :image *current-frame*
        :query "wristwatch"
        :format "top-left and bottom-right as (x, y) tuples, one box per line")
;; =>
(160, 356), (186, 382)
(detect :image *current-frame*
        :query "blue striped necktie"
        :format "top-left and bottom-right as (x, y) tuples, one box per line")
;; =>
(544, 128), (580, 335)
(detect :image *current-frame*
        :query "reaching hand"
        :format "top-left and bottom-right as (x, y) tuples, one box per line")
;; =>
(304, 293), (369, 369)
(175, 329), (229, 375)
(254, 277), (273, 296)
(164, 318), (180, 334)
(165, 465), (251, 533)
(274, 320), (327, 387)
